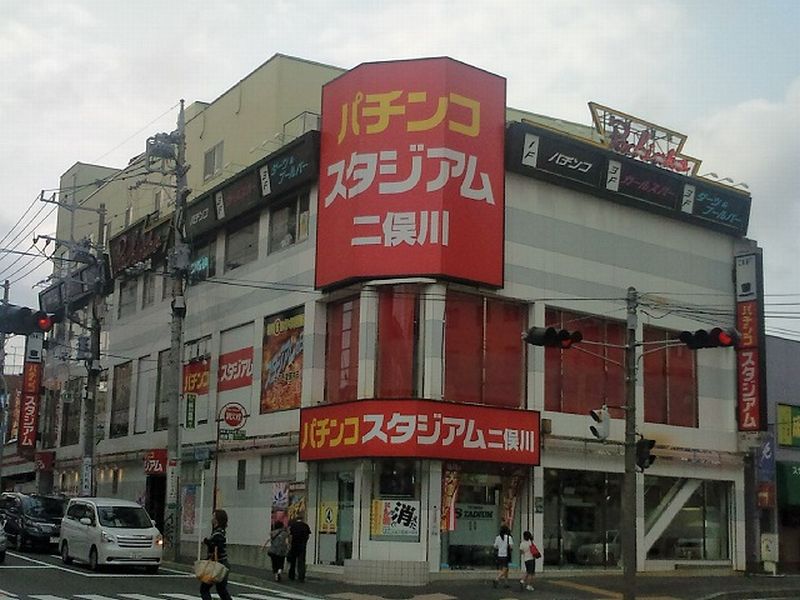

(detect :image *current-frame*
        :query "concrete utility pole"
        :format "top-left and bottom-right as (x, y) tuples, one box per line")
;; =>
(621, 287), (639, 600)
(164, 100), (189, 561)
(0, 279), (9, 489)
(82, 205), (106, 497)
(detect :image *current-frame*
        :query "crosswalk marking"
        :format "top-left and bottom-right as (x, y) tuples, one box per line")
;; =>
(160, 595), (198, 600)
(119, 595), (173, 600)
(241, 592), (324, 600)
(75, 595), (121, 600)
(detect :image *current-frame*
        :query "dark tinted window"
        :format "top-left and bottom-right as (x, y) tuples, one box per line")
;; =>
(22, 496), (66, 518)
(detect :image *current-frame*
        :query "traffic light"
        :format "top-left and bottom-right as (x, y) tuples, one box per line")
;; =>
(589, 406), (610, 441)
(678, 327), (739, 350)
(524, 326), (583, 349)
(635, 438), (656, 471)
(0, 303), (57, 335)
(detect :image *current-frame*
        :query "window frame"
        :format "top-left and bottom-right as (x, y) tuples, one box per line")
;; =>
(224, 218), (259, 272)
(267, 191), (310, 254)
(203, 141), (224, 181)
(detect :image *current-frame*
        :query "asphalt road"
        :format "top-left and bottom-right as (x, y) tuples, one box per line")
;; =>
(0, 549), (324, 600)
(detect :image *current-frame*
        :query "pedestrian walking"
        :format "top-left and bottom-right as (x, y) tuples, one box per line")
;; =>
(518, 530), (540, 591)
(200, 509), (233, 600)
(286, 513), (311, 582)
(491, 524), (514, 588)
(265, 520), (289, 582)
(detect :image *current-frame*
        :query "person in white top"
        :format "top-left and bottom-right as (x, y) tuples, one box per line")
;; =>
(491, 525), (514, 588)
(518, 530), (540, 591)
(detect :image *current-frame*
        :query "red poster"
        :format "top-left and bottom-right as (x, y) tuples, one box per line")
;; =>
(34, 451), (55, 472)
(217, 347), (253, 392)
(299, 399), (539, 465)
(316, 58), (506, 289)
(18, 361), (43, 455)
(144, 448), (168, 474)
(737, 348), (761, 431)
(261, 308), (304, 413)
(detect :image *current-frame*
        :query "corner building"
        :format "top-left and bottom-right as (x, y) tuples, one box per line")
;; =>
(50, 55), (760, 583)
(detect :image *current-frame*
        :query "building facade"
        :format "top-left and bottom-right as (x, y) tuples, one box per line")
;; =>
(36, 54), (764, 582)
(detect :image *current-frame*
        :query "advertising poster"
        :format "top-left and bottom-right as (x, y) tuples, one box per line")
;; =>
(182, 484), (198, 535)
(271, 481), (289, 527)
(370, 499), (420, 538)
(319, 501), (338, 534)
(261, 307), (304, 413)
(440, 465), (461, 532)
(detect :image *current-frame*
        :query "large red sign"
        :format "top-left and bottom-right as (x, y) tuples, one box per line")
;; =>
(143, 448), (168, 475)
(316, 58), (506, 289)
(735, 250), (766, 432)
(17, 361), (42, 455)
(217, 347), (253, 392)
(299, 399), (539, 465)
(183, 359), (210, 395)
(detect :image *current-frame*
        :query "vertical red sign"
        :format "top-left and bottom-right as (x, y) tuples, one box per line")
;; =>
(316, 58), (506, 289)
(18, 361), (43, 456)
(735, 252), (765, 431)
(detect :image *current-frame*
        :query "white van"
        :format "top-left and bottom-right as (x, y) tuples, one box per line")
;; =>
(60, 497), (163, 572)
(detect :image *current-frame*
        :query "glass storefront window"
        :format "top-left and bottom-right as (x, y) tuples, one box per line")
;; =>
(370, 459), (421, 542)
(644, 477), (730, 560)
(543, 469), (622, 568)
(318, 465), (355, 566)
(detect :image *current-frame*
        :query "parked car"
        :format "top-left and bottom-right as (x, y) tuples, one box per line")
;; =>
(0, 492), (66, 551)
(60, 497), (162, 572)
(0, 515), (7, 563)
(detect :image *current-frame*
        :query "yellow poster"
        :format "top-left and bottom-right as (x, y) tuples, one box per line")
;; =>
(319, 501), (338, 534)
(777, 405), (792, 446)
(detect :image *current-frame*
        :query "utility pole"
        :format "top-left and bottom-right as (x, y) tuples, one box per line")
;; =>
(82, 205), (106, 497)
(0, 279), (9, 490)
(621, 286), (639, 600)
(163, 100), (189, 561)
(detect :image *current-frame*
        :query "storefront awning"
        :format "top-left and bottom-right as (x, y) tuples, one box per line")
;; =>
(777, 461), (800, 506)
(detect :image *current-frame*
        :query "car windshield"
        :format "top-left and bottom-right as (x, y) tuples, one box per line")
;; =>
(97, 506), (152, 529)
(21, 496), (66, 519)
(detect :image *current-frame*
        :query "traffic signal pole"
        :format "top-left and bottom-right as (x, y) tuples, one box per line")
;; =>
(622, 286), (639, 600)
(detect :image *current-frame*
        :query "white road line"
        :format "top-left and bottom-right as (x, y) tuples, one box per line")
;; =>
(0, 589), (19, 598)
(120, 595), (175, 600)
(30, 596), (71, 600)
(160, 594), (200, 600)
(240, 592), (324, 600)
(75, 595), (125, 600)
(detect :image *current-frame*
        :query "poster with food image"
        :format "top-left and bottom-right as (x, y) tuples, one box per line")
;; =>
(261, 307), (304, 412)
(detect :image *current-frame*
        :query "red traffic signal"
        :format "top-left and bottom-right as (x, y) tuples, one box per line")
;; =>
(0, 303), (57, 335)
(678, 328), (739, 350)
(524, 326), (583, 349)
(35, 312), (54, 332)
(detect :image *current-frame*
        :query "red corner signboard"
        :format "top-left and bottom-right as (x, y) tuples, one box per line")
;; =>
(18, 360), (43, 457)
(144, 448), (168, 475)
(299, 399), (540, 466)
(316, 58), (506, 289)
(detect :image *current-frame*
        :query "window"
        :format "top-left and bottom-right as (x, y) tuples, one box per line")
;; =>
(142, 271), (156, 308)
(444, 292), (526, 407)
(60, 377), (83, 447)
(237, 459), (247, 490)
(118, 278), (137, 319)
(124, 204), (133, 227)
(643, 326), (697, 427)
(203, 141), (224, 181)
(376, 286), (419, 398)
(268, 192), (309, 253)
(325, 297), (360, 403)
(188, 239), (216, 285)
(110, 362), (132, 438)
(544, 308), (625, 417)
(370, 459), (421, 542)
(260, 453), (296, 482)
(154, 349), (170, 431)
(224, 219), (258, 271)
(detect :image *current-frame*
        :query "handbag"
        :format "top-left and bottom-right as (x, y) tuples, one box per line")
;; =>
(530, 542), (541, 559)
(194, 547), (229, 584)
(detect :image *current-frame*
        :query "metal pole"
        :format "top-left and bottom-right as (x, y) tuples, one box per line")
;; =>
(197, 467), (205, 561)
(82, 205), (106, 497)
(164, 100), (188, 561)
(212, 416), (221, 512)
(0, 279), (9, 490)
(622, 287), (638, 600)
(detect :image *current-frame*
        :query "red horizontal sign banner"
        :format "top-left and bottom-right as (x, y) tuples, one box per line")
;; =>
(217, 347), (253, 392)
(299, 399), (540, 465)
(144, 448), (168, 474)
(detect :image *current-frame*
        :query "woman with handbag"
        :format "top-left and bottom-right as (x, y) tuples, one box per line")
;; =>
(199, 509), (233, 600)
(518, 530), (540, 591)
(265, 520), (289, 582)
(491, 525), (514, 588)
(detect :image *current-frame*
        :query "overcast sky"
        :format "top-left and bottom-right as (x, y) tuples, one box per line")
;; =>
(1, 0), (798, 366)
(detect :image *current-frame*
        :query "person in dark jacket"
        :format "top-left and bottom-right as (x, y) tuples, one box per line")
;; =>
(265, 520), (289, 581)
(200, 509), (233, 600)
(286, 514), (311, 582)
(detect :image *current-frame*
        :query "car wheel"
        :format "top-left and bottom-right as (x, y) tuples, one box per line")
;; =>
(89, 546), (99, 571)
(61, 541), (73, 565)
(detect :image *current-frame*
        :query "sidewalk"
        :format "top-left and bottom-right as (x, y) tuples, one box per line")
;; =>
(167, 558), (800, 600)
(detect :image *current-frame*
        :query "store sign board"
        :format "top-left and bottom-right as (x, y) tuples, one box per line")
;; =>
(217, 347), (253, 392)
(144, 448), (168, 475)
(316, 57), (506, 289)
(607, 158), (682, 210)
(735, 252), (767, 432)
(589, 102), (701, 175)
(299, 398), (540, 465)
(259, 130), (319, 198)
(18, 335), (44, 457)
(681, 182), (750, 234)
(184, 195), (216, 240)
(108, 213), (171, 276)
(509, 126), (604, 188)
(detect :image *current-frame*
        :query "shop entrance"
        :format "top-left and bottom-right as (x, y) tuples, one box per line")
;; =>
(442, 465), (526, 570)
(318, 465), (355, 565)
(145, 474), (166, 533)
